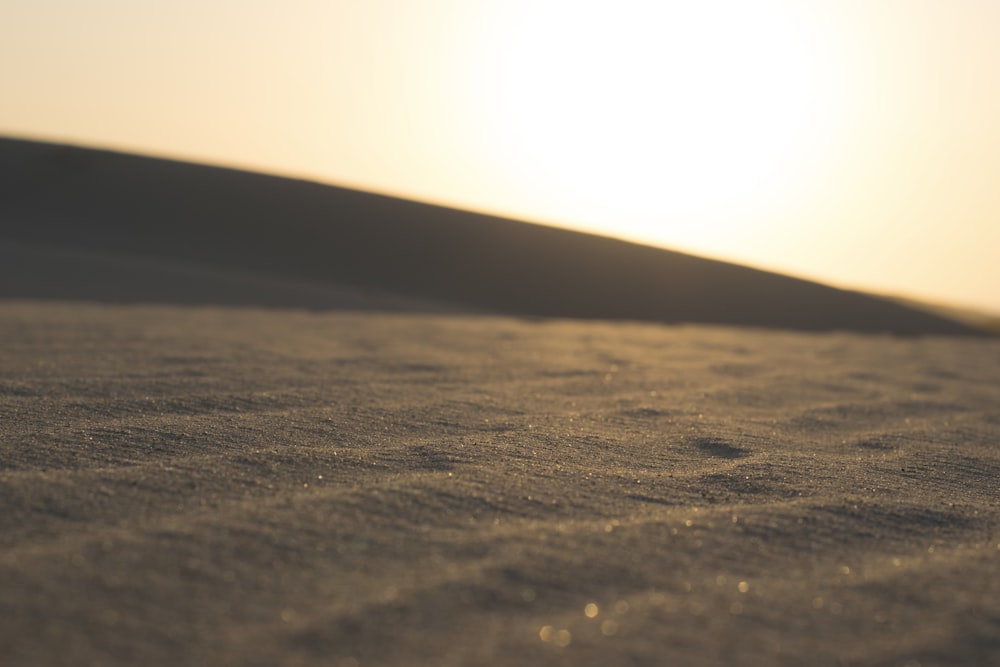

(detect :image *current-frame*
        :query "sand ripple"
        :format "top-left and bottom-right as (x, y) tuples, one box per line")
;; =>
(1, 302), (998, 666)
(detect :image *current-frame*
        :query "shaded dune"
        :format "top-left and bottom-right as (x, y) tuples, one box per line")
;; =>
(0, 239), (465, 313)
(0, 137), (983, 335)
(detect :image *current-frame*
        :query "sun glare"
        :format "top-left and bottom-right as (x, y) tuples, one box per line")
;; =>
(467, 1), (848, 250)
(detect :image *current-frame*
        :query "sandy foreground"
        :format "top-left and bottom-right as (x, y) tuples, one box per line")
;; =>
(1, 300), (997, 666)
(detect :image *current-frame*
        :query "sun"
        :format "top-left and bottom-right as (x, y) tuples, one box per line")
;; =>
(465, 1), (847, 250)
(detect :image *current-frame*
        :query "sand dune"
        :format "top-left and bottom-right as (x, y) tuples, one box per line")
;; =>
(0, 239), (466, 313)
(0, 136), (985, 335)
(2, 138), (998, 666)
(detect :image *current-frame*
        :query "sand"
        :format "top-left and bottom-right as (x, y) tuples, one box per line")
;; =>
(2, 137), (997, 665)
(2, 301), (998, 666)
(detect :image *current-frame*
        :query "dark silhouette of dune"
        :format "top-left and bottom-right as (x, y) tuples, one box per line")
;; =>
(0, 137), (985, 335)
(0, 239), (467, 313)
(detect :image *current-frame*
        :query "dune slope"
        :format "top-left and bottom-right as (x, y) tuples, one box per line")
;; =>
(0, 137), (983, 335)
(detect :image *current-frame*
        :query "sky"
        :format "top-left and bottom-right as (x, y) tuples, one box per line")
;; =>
(3, 0), (999, 313)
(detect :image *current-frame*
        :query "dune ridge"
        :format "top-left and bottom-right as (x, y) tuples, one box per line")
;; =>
(0, 136), (984, 335)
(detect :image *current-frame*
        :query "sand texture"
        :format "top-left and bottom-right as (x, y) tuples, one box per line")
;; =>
(2, 302), (998, 666)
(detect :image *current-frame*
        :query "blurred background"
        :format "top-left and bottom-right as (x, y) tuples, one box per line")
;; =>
(3, 0), (998, 313)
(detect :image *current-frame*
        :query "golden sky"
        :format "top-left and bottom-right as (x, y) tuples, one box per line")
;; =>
(3, 0), (999, 312)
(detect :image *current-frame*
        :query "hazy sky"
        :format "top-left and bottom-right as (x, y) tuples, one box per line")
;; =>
(3, 0), (999, 312)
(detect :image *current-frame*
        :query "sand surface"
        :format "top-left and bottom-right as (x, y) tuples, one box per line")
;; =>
(2, 301), (998, 666)
(2, 137), (997, 665)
